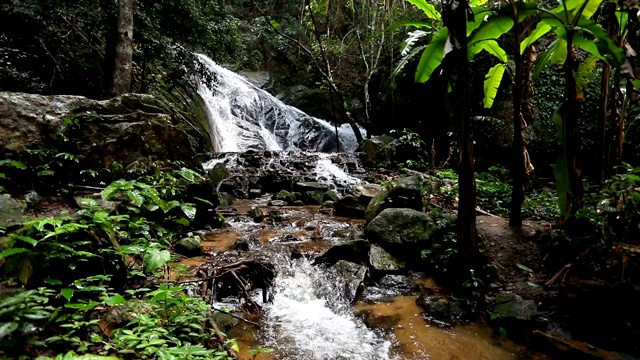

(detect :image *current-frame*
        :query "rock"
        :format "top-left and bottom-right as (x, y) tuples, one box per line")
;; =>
(0, 194), (24, 229)
(353, 184), (383, 203)
(365, 176), (423, 223)
(268, 200), (286, 207)
(357, 135), (395, 166)
(275, 190), (295, 204)
(248, 207), (265, 222)
(334, 195), (367, 218)
(323, 190), (339, 203)
(369, 244), (405, 271)
(327, 260), (367, 303)
(493, 292), (538, 321)
(293, 181), (329, 193)
(248, 189), (262, 199)
(314, 240), (370, 266)
(218, 192), (234, 206)
(175, 236), (203, 256)
(365, 208), (436, 262)
(322, 200), (335, 209)
(239, 70), (271, 89)
(293, 200), (305, 206)
(359, 311), (401, 332)
(0, 92), (200, 170)
(233, 237), (250, 251)
(303, 190), (324, 205)
(208, 163), (230, 191)
(417, 295), (468, 326)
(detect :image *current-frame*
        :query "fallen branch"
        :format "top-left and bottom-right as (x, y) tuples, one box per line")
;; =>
(475, 207), (501, 218)
(211, 307), (260, 327)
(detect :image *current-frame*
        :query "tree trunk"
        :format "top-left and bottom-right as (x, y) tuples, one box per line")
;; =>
(110, 0), (134, 97)
(564, 31), (584, 213)
(596, 63), (611, 184)
(509, 8), (525, 228)
(443, 0), (477, 264)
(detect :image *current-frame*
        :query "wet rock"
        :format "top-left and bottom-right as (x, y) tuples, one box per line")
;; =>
(211, 311), (240, 330)
(275, 190), (296, 204)
(314, 240), (370, 266)
(365, 208), (436, 262)
(365, 176), (423, 223)
(322, 200), (335, 209)
(248, 189), (262, 199)
(493, 292), (538, 321)
(357, 135), (394, 166)
(323, 190), (339, 203)
(0, 194), (24, 229)
(208, 163), (230, 190)
(294, 181), (329, 193)
(378, 275), (417, 294)
(359, 311), (401, 332)
(268, 200), (286, 207)
(218, 192), (234, 206)
(0, 92), (200, 170)
(334, 195), (367, 218)
(327, 260), (367, 303)
(353, 184), (383, 203)
(175, 236), (203, 256)
(248, 207), (265, 222)
(417, 295), (468, 325)
(303, 190), (324, 205)
(293, 200), (305, 206)
(233, 237), (250, 251)
(369, 244), (405, 271)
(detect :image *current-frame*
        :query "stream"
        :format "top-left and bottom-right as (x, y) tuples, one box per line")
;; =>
(176, 199), (524, 360)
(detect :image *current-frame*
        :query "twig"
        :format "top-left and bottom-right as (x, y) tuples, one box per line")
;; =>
(475, 207), (500, 218)
(545, 263), (571, 286)
(211, 307), (260, 327)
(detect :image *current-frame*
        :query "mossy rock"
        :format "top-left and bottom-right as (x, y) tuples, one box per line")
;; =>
(365, 176), (423, 223)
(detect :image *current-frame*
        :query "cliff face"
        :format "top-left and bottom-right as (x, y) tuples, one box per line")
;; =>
(0, 92), (201, 169)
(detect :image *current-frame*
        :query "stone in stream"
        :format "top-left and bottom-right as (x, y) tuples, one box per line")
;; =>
(275, 190), (296, 205)
(334, 195), (366, 218)
(302, 190), (324, 205)
(0, 194), (25, 229)
(492, 292), (538, 321)
(174, 236), (203, 256)
(293, 181), (329, 193)
(365, 176), (424, 224)
(322, 200), (335, 209)
(417, 294), (469, 326)
(248, 206), (265, 222)
(327, 260), (368, 303)
(365, 208), (436, 263)
(322, 190), (339, 203)
(268, 200), (286, 207)
(314, 239), (371, 266)
(248, 188), (262, 199)
(368, 244), (405, 271)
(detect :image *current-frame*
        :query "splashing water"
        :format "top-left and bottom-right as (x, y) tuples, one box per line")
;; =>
(263, 258), (394, 360)
(196, 54), (364, 153)
(314, 154), (362, 190)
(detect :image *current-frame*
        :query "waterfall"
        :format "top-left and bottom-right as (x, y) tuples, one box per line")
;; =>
(196, 54), (364, 153)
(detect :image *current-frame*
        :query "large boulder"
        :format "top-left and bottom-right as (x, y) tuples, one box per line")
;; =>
(357, 135), (395, 166)
(0, 92), (200, 169)
(365, 176), (423, 223)
(314, 240), (371, 266)
(365, 208), (436, 262)
(334, 184), (383, 219)
(0, 194), (24, 229)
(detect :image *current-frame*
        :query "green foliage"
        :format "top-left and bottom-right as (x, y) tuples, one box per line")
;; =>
(379, 129), (431, 171)
(0, 288), (54, 344)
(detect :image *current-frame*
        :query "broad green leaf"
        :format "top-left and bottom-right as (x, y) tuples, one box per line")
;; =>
(467, 6), (489, 35)
(554, 153), (571, 219)
(37, 170), (55, 177)
(551, 38), (568, 65)
(11, 235), (38, 247)
(0, 322), (19, 338)
(576, 17), (625, 66)
(520, 21), (553, 54)
(180, 203), (197, 220)
(0, 173), (5, 179)
(126, 190), (144, 207)
(0, 247), (29, 259)
(564, 0), (603, 19)
(102, 294), (126, 306)
(415, 28), (448, 83)
(143, 249), (171, 273)
(575, 55), (598, 97)
(406, 0), (441, 20)
(483, 64), (506, 108)
(632, 80), (640, 91)
(61, 288), (74, 301)
(0, 160), (27, 170)
(469, 40), (508, 62)
(532, 39), (560, 78)
(102, 179), (129, 200)
(468, 15), (514, 47)
(615, 11), (628, 32)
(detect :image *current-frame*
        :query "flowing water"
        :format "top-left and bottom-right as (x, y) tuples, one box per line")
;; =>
(196, 54), (363, 153)
(188, 60), (525, 359)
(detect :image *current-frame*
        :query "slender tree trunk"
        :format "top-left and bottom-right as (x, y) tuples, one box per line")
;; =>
(596, 63), (611, 184)
(443, 0), (477, 264)
(110, 0), (134, 97)
(509, 6), (525, 227)
(564, 31), (584, 213)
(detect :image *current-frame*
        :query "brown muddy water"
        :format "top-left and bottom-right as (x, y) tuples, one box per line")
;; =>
(175, 200), (525, 360)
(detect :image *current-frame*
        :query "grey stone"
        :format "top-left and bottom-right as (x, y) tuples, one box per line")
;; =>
(0, 194), (24, 228)
(369, 244), (405, 271)
(493, 292), (538, 320)
(175, 236), (203, 256)
(365, 176), (423, 224)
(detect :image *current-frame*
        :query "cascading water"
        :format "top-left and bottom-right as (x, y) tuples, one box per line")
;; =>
(197, 54), (364, 153)
(263, 258), (394, 360)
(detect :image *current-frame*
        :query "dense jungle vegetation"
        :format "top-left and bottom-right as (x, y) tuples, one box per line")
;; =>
(1, 0), (640, 358)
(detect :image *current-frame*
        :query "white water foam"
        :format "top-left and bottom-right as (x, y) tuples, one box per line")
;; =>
(264, 259), (393, 360)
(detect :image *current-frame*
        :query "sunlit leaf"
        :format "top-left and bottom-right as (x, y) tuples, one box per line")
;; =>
(415, 28), (448, 83)
(483, 64), (506, 109)
(406, 0), (442, 20)
(143, 250), (171, 273)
